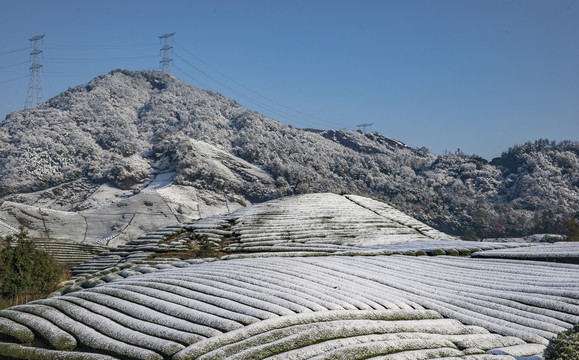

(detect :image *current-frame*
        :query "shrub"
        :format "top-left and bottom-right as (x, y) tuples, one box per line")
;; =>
(544, 324), (579, 360)
(192, 234), (217, 258)
(458, 248), (471, 256)
(446, 248), (460, 256)
(430, 249), (446, 256)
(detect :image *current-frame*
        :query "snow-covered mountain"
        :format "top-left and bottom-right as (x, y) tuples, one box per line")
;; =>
(1, 70), (578, 240)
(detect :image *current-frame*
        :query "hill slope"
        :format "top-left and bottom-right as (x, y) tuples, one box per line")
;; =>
(68, 192), (464, 275)
(1, 193), (577, 359)
(1, 70), (578, 239)
(0, 253), (576, 359)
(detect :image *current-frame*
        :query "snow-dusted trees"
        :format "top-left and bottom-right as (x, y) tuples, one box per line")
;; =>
(1, 70), (578, 237)
(544, 324), (579, 360)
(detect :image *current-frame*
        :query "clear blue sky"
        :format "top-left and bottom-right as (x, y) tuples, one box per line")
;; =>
(1, 0), (578, 160)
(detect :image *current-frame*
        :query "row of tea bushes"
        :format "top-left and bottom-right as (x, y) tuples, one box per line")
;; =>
(173, 310), (528, 360)
(471, 243), (579, 264)
(0, 254), (575, 358)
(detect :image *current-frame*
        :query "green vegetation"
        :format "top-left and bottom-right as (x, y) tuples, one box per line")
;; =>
(564, 218), (579, 241)
(430, 249), (446, 256)
(159, 229), (190, 245)
(195, 234), (218, 258)
(458, 248), (471, 256)
(462, 229), (479, 241)
(544, 324), (579, 360)
(0, 227), (67, 308)
(445, 248), (460, 256)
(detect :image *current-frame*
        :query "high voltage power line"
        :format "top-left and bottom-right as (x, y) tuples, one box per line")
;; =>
(44, 42), (157, 50)
(172, 43), (345, 128)
(173, 41), (339, 128)
(44, 71), (101, 76)
(0, 34), (342, 129)
(173, 53), (316, 128)
(44, 55), (157, 63)
(0, 48), (31, 86)
(0, 75), (28, 85)
(0, 48), (28, 56)
(0, 61), (29, 70)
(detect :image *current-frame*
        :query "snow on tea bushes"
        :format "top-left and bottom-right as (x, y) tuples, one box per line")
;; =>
(344, 195), (450, 239)
(0, 254), (576, 358)
(217, 193), (455, 253)
(69, 224), (190, 276)
(0, 308), (77, 350)
(188, 193), (527, 260)
(304, 256), (577, 344)
(23, 238), (111, 267)
(172, 310), (521, 360)
(472, 242), (579, 263)
(0, 316), (34, 343)
(126, 256), (578, 345)
(0, 343), (119, 360)
(66, 193), (530, 280)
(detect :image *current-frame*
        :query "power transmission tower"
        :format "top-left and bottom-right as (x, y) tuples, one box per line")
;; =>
(158, 33), (175, 73)
(356, 123), (374, 133)
(24, 34), (45, 109)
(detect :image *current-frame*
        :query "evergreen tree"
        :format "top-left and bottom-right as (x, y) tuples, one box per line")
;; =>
(462, 228), (479, 241)
(544, 324), (579, 360)
(0, 227), (64, 306)
(195, 234), (217, 258)
(564, 218), (579, 241)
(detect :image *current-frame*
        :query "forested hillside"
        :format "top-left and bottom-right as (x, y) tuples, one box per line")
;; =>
(0, 70), (577, 238)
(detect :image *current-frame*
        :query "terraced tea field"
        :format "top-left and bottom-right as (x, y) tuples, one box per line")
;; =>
(472, 243), (579, 264)
(0, 194), (576, 359)
(0, 254), (577, 359)
(68, 193), (528, 276)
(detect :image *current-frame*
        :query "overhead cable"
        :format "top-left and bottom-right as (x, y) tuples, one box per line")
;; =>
(173, 65), (213, 90)
(44, 42), (157, 50)
(174, 52), (313, 127)
(0, 75), (28, 85)
(174, 41), (341, 128)
(0, 47), (28, 56)
(44, 71), (98, 76)
(44, 55), (157, 63)
(0, 61), (29, 70)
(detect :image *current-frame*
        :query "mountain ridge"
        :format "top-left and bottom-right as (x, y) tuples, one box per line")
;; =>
(1, 69), (578, 239)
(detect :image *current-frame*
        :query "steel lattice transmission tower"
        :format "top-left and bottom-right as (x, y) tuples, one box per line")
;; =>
(24, 34), (46, 109)
(158, 33), (175, 73)
(356, 123), (374, 133)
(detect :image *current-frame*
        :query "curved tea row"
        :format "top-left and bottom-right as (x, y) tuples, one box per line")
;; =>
(0, 255), (576, 359)
(221, 193), (452, 253)
(68, 193), (529, 279)
(174, 310), (536, 360)
(472, 242), (579, 264)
